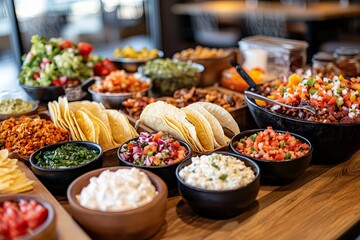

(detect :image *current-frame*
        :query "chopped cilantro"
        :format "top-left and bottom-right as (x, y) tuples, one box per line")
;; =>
(219, 174), (228, 181)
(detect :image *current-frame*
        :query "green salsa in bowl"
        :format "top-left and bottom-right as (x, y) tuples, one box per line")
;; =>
(30, 141), (103, 195)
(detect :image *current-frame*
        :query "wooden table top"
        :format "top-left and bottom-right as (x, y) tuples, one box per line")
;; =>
(172, 1), (360, 21)
(54, 149), (360, 239)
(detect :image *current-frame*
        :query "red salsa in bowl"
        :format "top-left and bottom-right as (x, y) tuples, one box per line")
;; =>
(0, 198), (53, 239)
(230, 127), (313, 184)
(233, 127), (310, 161)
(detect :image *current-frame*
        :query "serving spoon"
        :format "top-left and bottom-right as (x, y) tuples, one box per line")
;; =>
(230, 60), (262, 93)
(244, 90), (317, 115)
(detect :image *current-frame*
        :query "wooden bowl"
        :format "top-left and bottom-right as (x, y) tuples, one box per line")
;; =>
(0, 195), (56, 240)
(67, 166), (168, 240)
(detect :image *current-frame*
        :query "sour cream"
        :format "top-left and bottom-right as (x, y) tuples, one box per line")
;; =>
(179, 153), (256, 191)
(77, 168), (157, 211)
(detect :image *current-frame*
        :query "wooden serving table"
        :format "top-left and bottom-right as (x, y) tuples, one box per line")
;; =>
(12, 108), (360, 239)
(53, 150), (360, 239)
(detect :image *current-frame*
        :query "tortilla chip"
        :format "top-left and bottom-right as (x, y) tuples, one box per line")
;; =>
(0, 149), (33, 194)
(197, 102), (240, 134)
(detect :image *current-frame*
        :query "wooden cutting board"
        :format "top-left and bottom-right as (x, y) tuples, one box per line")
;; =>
(17, 161), (90, 240)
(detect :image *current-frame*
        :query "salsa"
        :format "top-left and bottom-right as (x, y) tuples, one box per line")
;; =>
(0, 98), (34, 114)
(35, 143), (99, 169)
(261, 74), (360, 124)
(119, 131), (189, 166)
(233, 127), (310, 161)
(0, 199), (48, 239)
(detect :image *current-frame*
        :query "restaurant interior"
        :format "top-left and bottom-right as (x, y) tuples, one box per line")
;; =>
(2, 0), (360, 89)
(0, 0), (360, 239)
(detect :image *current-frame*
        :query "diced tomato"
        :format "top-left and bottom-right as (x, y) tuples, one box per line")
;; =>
(143, 144), (157, 155)
(328, 96), (337, 105)
(274, 153), (284, 161)
(127, 143), (135, 151)
(172, 141), (180, 150)
(345, 100), (352, 108)
(102, 58), (117, 72)
(93, 58), (117, 77)
(60, 39), (73, 50)
(52, 78), (63, 86)
(32, 71), (40, 80)
(152, 131), (163, 142)
(24, 205), (48, 229)
(100, 68), (110, 76)
(0, 200), (48, 239)
(77, 42), (93, 57)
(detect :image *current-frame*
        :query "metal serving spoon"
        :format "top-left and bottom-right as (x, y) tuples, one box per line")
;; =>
(244, 90), (317, 115)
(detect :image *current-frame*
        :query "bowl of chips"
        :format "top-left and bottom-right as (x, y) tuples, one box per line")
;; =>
(88, 70), (151, 108)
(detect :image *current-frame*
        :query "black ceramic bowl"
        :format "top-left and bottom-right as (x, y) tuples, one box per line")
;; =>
(246, 96), (360, 164)
(30, 141), (103, 195)
(176, 152), (260, 219)
(117, 136), (192, 193)
(230, 129), (313, 185)
(20, 83), (65, 102)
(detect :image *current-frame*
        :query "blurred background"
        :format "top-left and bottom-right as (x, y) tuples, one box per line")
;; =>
(1, 0), (360, 91)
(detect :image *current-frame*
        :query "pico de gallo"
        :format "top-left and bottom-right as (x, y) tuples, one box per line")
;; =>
(0, 199), (49, 239)
(119, 131), (189, 166)
(18, 35), (116, 87)
(260, 74), (360, 124)
(233, 127), (310, 161)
